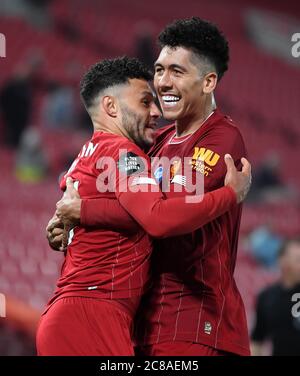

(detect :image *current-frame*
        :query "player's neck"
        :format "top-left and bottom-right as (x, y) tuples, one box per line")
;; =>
(175, 104), (215, 137)
(92, 117), (126, 139)
(281, 275), (300, 289)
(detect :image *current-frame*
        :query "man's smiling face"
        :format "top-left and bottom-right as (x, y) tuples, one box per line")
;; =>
(154, 46), (206, 124)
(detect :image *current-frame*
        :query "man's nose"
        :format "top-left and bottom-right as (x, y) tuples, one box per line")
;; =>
(157, 71), (172, 90)
(150, 103), (161, 119)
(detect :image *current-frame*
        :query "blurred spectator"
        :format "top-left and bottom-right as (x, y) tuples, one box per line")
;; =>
(249, 225), (283, 268)
(251, 237), (300, 356)
(15, 127), (48, 183)
(248, 153), (291, 203)
(41, 82), (76, 130)
(0, 71), (32, 149)
(0, 54), (43, 148)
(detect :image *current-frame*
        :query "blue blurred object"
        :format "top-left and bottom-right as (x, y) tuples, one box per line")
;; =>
(249, 226), (283, 268)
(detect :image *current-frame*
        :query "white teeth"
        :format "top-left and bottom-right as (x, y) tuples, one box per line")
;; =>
(161, 95), (180, 108)
(162, 95), (180, 102)
(164, 102), (177, 107)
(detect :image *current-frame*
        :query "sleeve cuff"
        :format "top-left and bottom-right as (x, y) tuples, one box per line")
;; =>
(223, 186), (237, 206)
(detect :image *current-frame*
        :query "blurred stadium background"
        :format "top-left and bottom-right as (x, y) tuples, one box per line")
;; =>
(0, 0), (299, 355)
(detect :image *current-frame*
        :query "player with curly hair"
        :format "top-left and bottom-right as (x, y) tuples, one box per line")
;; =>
(134, 17), (250, 356)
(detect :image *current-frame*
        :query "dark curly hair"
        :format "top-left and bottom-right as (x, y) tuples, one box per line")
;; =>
(158, 17), (229, 81)
(80, 56), (152, 109)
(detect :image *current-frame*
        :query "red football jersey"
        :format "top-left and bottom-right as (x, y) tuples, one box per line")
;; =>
(135, 109), (250, 356)
(49, 132), (153, 305)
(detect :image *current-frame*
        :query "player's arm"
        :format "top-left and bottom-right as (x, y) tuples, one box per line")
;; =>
(115, 154), (250, 238)
(54, 181), (139, 233)
(46, 184), (81, 251)
(80, 129), (250, 236)
(46, 214), (65, 251)
(47, 178), (139, 252)
(56, 154), (251, 238)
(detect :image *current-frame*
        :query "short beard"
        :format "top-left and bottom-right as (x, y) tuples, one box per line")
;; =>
(120, 103), (149, 150)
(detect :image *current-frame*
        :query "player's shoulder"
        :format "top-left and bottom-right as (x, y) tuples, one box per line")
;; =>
(205, 110), (246, 152)
(194, 109), (247, 158)
(93, 131), (147, 159)
(258, 283), (282, 303)
(117, 138), (148, 160)
(213, 110), (244, 139)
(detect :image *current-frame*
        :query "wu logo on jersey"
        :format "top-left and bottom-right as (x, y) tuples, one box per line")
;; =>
(192, 147), (220, 166)
(189, 147), (220, 176)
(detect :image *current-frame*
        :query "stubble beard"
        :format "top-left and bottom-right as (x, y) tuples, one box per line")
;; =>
(120, 103), (149, 150)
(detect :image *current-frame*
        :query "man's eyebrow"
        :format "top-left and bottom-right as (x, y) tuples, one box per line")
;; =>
(141, 90), (155, 98)
(154, 62), (187, 72)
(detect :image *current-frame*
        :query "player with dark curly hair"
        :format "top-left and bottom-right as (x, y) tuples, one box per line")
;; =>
(133, 17), (250, 356)
(39, 54), (250, 356)
(158, 17), (229, 80)
(132, 17), (250, 356)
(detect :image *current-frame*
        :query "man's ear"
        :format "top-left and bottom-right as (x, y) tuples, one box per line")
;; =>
(203, 72), (218, 94)
(102, 95), (118, 117)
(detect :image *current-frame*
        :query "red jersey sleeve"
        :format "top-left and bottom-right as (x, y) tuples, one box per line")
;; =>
(81, 187), (236, 238)
(81, 198), (139, 233)
(81, 141), (237, 238)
